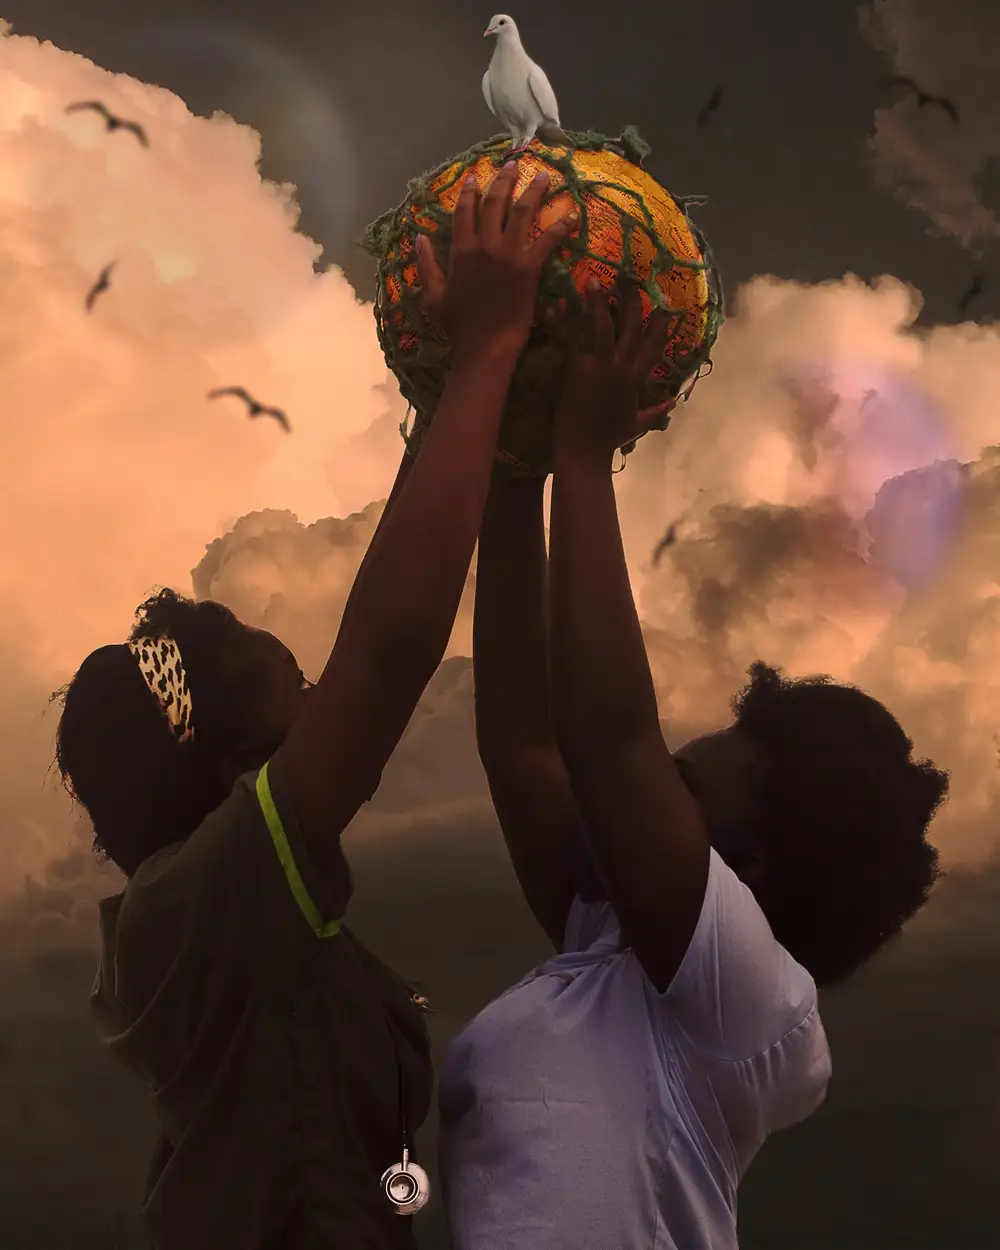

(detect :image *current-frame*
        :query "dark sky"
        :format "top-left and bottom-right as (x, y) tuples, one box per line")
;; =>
(2, 3), (999, 1248)
(8, 0), (988, 318)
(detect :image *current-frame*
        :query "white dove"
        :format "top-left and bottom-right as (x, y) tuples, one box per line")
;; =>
(482, 14), (571, 153)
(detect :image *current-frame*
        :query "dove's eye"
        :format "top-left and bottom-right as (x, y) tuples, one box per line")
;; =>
(498, 17), (506, 23)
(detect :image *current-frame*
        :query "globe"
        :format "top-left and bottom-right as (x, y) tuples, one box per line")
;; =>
(363, 130), (723, 476)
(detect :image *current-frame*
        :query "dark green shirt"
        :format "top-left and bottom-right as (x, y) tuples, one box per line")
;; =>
(91, 760), (433, 1249)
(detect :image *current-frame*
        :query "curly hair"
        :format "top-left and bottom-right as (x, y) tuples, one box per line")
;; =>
(732, 661), (947, 987)
(51, 588), (248, 877)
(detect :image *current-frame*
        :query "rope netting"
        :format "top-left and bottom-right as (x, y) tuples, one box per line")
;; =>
(362, 127), (725, 476)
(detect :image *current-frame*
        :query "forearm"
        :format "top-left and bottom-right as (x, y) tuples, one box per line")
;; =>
(334, 348), (517, 675)
(474, 472), (580, 950)
(337, 446), (414, 639)
(474, 475), (553, 759)
(549, 448), (661, 760)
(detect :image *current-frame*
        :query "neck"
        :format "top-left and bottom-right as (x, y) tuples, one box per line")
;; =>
(221, 740), (277, 788)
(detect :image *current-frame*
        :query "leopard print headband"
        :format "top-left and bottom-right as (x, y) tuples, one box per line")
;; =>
(127, 636), (194, 744)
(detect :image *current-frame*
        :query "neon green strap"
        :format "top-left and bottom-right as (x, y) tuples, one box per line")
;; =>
(256, 762), (341, 938)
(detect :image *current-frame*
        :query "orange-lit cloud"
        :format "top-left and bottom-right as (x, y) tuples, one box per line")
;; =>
(0, 17), (406, 684)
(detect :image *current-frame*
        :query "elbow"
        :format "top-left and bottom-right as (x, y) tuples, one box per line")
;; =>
(550, 670), (660, 766)
(554, 728), (597, 777)
(553, 707), (647, 772)
(553, 717), (601, 775)
(476, 730), (563, 785)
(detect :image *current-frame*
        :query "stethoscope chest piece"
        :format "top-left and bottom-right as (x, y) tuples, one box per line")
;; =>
(380, 1148), (430, 1215)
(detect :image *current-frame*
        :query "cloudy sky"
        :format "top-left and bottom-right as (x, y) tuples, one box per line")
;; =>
(0, 1), (998, 1246)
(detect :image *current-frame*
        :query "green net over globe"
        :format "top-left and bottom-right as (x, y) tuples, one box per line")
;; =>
(363, 128), (724, 476)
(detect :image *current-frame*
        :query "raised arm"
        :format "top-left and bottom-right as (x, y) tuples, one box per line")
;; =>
(335, 446), (414, 640)
(474, 472), (580, 948)
(275, 163), (578, 859)
(548, 283), (710, 992)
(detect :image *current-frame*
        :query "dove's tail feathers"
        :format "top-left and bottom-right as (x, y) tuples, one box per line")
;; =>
(537, 121), (572, 147)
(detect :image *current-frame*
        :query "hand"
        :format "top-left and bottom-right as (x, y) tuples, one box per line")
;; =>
(549, 277), (676, 467)
(416, 161), (579, 366)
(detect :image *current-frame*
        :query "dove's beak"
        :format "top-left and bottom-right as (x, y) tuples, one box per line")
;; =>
(484, 26), (494, 36)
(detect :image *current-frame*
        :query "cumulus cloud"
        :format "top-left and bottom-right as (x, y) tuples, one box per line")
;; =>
(0, 17), (409, 877)
(861, 0), (1000, 251)
(0, 17), (406, 687)
(624, 273), (1000, 861)
(191, 506), (475, 683)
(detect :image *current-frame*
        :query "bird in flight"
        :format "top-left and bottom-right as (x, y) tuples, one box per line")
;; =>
(84, 262), (116, 313)
(208, 387), (291, 433)
(65, 100), (149, 146)
(878, 77), (959, 123)
(651, 523), (678, 568)
(696, 86), (725, 128)
(958, 269), (986, 316)
(482, 14), (571, 152)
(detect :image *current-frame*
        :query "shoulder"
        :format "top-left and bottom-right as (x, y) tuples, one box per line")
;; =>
(119, 781), (251, 928)
(649, 850), (820, 1058)
(702, 998), (832, 1156)
(116, 763), (351, 982)
(558, 860), (831, 1133)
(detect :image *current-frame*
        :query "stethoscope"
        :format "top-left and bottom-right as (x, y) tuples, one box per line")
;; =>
(379, 996), (432, 1216)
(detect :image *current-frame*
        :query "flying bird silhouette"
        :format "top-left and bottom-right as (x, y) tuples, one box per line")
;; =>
(696, 86), (724, 128)
(84, 262), (116, 313)
(651, 523), (678, 568)
(958, 269), (986, 315)
(208, 387), (291, 432)
(878, 77), (959, 123)
(65, 100), (149, 146)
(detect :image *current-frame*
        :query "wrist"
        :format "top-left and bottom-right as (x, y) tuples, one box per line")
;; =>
(489, 466), (547, 498)
(450, 339), (522, 379)
(553, 430), (615, 476)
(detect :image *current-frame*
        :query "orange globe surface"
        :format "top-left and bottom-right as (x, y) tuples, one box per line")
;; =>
(365, 133), (723, 475)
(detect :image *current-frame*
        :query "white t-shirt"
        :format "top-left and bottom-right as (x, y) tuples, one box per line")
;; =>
(439, 848), (832, 1249)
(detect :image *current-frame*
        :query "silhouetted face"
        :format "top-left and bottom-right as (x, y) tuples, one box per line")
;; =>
(217, 624), (312, 782)
(673, 726), (763, 832)
(673, 726), (768, 886)
(570, 725), (768, 903)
